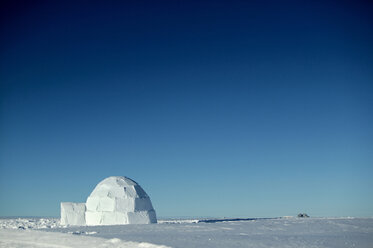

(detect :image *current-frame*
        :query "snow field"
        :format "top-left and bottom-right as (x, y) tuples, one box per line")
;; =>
(1, 217), (373, 248)
(0, 229), (170, 248)
(0, 218), (59, 229)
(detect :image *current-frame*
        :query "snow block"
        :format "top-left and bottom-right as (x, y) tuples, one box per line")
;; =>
(101, 212), (128, 225)
(86, 196), (115, 211)
(60, 202), (86, 226)
(85, 211), (102, 226)
(134, 198), (154, 211)
(115, 197), (136, 212)
(127, 210), (157, 224)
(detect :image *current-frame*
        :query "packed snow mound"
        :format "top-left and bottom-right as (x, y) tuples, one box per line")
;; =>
(61, 176), (157, 226)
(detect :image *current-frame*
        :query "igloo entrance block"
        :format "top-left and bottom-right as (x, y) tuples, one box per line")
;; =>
(60, 202), (86, 226)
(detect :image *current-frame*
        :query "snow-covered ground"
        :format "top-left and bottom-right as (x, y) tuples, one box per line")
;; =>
(1, 217), (373, 248)
(0, 229), (170, 248)
(0, 217), (60, 229)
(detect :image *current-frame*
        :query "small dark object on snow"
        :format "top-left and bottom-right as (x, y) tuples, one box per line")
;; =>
(298, 213), (310, 218)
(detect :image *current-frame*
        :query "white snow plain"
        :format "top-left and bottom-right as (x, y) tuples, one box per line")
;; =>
(1, 217), (373, 248)
(0, 229), (170, 248)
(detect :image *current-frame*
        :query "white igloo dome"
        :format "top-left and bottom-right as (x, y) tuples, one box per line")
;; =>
(85, 176), (157, 225)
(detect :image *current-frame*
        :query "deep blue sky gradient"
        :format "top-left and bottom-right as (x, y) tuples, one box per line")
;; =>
(1, 0), (372, 217)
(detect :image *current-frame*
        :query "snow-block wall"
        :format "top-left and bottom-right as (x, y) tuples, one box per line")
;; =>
(60, 202), (86, 226)
(60, 176), (157, 226)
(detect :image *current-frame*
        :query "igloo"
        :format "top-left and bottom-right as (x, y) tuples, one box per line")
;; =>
(60, 176), (157, 226)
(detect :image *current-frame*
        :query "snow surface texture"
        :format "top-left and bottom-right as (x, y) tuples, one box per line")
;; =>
(0, 229), (170, 248)
(1, 217), (372, 248)
(61, 176), (157, 226)
(0, 218), (59, 229)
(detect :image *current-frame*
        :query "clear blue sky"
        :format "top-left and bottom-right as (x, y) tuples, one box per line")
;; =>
(1, 0), (372, 218)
